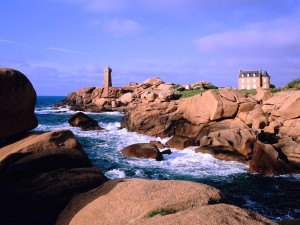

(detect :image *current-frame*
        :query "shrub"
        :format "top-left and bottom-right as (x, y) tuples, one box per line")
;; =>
(287, 79), (300, 88)
(204, 85), (218, 90)
(173, 84), (180, 89)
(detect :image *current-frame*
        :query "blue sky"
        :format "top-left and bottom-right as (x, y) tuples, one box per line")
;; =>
(1, 0), (300, 95)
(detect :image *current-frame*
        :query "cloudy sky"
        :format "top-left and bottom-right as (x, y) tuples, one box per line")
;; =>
(1, 0), (299, 95)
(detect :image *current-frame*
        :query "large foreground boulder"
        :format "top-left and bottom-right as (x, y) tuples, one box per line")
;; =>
(121, 143), (163, 161)
(0, 129), (108, 225)
(56, 179), (275, 225)
(0, 68), (38, 140)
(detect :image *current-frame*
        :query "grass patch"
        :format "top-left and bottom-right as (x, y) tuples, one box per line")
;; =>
(237, 89), (257, 95)
(147, 209), (177, 218)
(174, 89), (207, 99)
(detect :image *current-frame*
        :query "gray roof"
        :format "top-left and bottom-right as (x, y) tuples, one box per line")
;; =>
(239, 70), (260, 78)
(262, 71), (270, 77)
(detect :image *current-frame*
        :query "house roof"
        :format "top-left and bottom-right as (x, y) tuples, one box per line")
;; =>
(239, 70), (260, 78)
(262, 71), (270, 77)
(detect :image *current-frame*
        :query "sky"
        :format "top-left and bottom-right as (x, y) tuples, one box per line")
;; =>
(1, 0), (300, 95)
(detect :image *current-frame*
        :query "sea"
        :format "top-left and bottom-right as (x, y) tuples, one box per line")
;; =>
(35, 96), (300, 222)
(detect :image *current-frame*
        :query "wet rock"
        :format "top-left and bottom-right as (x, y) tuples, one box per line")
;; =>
(249, 141), (296, 175)
(161, 149), (172, 155)
(68, 112), (103, 131)
(121, 143), (163, 161)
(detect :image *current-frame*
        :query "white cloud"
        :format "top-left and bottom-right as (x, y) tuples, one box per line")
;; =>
(195, 11), (300, 57)
(103, 18), (142, 37)
(0, 38), (19, 45)
(193, 9), (300, 87)
(45, 47), (79, 54)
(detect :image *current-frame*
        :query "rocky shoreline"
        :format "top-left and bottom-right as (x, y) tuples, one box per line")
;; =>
(0, 68), (299, 224)
(59, 77), (300, 175)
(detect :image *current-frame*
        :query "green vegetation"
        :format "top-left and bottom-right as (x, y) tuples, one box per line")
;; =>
(174, 89), (207, 99)
(204, 84), (218, 89)
(173, 84), (181, 89)
(269, 88), (282, 93)
(287, 78), (300, 89)
(237, 89), (257, 95)
(147, 209), (176, 218)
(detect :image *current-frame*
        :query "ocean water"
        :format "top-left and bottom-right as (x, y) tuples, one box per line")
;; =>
(35, 96), (300, 222)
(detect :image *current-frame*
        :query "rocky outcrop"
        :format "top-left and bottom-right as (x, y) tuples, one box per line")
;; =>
(0, 130), (108, 225)
(262, 91), (300, 120)
(68, 112), (103, 131)
(121, 143), (163, 161)
(178, 90), (250, 125)
(166, 135), (194, 150)
(249, 141), (296, 175)
(56, 179), (275, 225)
(61, 77), (300, 175)
(58, 77), (178, 112)
(122, 101), (180, 137)
(121, 89), (300, 174)
(195, 147), (248, 164)
(199, 128), (258, 158)
(0, 68), (38, 141)
(255, 87), (273, 102)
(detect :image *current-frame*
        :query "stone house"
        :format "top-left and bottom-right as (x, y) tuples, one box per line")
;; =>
(238, 69), (270, 90)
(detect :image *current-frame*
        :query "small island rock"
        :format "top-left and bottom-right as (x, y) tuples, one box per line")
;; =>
(68, 112), (103, 131)
(121, 143), (163, 161)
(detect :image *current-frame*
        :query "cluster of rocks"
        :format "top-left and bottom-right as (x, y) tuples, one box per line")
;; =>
(59, 74), (300, 176)
(178, 81), (217, 91)
(59, 77), (176, 112)
(121, 87), (300, 175)
(1, 68), (280, 224)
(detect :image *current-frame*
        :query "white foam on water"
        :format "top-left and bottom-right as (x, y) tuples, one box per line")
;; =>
(100, 122), (121, 131)
(35, 109), (248, 178)
(35, 106), (72, 114)
(125, 147), (248, 178)
(106, 169), (126, 179)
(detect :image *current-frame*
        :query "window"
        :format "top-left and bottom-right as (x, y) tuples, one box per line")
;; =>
(247, 84), (250, 90)
(253, 84), (256, 89)
(242, 84), (245, 89)
(242, 79), (244, 83)
(247, 79), (250, 83)
(253, 78), (256, 83)
(247, 73), (250, 77)
(242, 73), (244, 77)
(263, 78), (266, 83)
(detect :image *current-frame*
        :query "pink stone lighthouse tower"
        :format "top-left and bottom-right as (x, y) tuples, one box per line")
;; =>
(104, 66), (112, 88)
